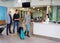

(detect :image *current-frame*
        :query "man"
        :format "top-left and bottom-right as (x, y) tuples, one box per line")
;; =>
(13, 9), (20, 33)
(24, 11), (31, 37)
(6, 11), (12, 35)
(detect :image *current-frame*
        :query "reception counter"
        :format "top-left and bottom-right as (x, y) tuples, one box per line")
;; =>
(33, 22), (60, 39)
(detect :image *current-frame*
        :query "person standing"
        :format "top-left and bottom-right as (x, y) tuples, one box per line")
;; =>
(45, 14), (49, 23)
(6, 11), (12, 35)
(13, 9), (20, 33)
(24, 11), (31, 37)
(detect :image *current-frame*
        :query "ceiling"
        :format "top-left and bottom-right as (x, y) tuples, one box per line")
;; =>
(1, 0), (15, 2)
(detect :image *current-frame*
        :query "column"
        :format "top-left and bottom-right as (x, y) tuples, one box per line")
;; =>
(52, 6), (57, 22)
(46, 6), (49, 14)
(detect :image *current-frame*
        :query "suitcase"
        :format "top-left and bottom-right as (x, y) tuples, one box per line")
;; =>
(17, 27), (23, 34)
(20, 29), (25, 40)
(0, 28), (4, 33)
(18, 27), (25, 40)
(0, 25), (5, 34)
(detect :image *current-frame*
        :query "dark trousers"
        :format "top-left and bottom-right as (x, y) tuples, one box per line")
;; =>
(6, 23), (12, 35)
(13, 21), (19, 33)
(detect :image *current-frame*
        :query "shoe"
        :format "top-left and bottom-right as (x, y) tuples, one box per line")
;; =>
(27, 31), (30, 37)
(10, 32), (13, 34)
(24, 31), (26, 36)
(27, 35), (30, 37)
(6, 33), (8, 35)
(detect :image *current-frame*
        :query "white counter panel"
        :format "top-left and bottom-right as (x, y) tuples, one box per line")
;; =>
(33, 22), (60, 38)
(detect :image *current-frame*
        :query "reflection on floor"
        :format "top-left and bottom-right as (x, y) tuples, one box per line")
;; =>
(0, 25), (60, 43)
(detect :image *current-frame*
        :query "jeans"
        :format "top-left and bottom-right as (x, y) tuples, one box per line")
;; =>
(13, 21), (19, 33)
(6, 23), (12, 35)
(25, 23), (30, 32)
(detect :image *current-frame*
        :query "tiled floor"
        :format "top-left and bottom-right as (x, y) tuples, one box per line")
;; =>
(0, 24), (60, 43)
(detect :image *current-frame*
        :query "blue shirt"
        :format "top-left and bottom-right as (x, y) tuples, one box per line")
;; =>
(6, 14), (10, 24)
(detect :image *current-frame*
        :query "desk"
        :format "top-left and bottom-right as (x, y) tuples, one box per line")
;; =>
(33, 22), (60, 39)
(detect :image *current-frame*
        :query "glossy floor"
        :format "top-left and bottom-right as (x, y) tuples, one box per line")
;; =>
(0, 27), (60, 43)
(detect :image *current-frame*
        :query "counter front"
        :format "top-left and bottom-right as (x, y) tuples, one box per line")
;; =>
(33, 22), (60, 39)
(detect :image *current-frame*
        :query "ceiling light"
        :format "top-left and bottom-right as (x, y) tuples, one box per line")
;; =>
(37, 9), (39, 11)
(22, 8), (24, 10)
(33, 7), (35, 9)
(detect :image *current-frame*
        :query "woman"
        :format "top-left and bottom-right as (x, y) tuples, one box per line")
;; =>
(24, 11), (31, 37)
(45, 14), (49, 23)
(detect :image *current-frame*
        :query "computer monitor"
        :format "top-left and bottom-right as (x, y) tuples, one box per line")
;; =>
(22, 2), (30, 8)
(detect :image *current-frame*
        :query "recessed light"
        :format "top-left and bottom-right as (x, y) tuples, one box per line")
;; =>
(33, 7), (35, 9)
(37, 9), (39, 10)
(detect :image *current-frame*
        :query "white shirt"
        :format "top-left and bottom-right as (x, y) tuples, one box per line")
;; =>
(45, 18), (49, 23)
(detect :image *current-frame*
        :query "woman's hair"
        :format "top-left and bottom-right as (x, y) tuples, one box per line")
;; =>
(46, 14), (49, 18)
(15, 9), (18, 11)
(26, 11), (31, 14)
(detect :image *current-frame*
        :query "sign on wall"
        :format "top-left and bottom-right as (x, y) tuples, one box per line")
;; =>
(0, 6), (7, 20)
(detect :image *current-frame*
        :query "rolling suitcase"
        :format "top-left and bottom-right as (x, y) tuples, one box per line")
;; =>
(0, 25), (5, 34)
(0, 28), (4, 33)
(18, 27), (25, 40)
